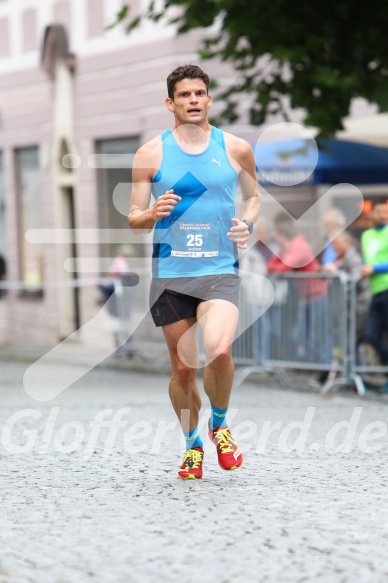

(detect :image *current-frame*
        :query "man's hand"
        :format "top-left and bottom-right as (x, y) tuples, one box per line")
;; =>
(151, 190), (181, 222)
(324, 262), (338, 272)
(361, 264), (374, 277)
(227, 218), (250, 249)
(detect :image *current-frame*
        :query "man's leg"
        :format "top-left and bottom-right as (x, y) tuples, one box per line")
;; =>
(196, 299), (243, 470)
(376, 290), (388, 393)
(163, 317), (201, 429)
(196, 299), (239, 408)
(365, 294), (388, 365)
(162, 318), (204, 479)
(381, 290), (388, 362)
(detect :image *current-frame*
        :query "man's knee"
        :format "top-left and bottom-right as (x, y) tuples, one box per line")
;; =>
(206, 344), (233, 367)
(172, 358), (197, 384)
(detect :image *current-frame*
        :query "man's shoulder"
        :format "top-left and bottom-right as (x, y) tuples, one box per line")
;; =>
(133, 135), (163, 175)
(222, 131), (254, 167)
(223, 131), (252, 153)
(135, 135), (163, 157)
(361, 227), (378, 242)
(361, 228), (370, 238)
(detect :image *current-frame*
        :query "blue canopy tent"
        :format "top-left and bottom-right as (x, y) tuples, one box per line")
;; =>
(254, 138), (388, 186)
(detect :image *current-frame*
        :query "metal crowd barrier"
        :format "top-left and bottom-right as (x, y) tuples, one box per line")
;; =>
(233, 272), (366, 396)
(98, 271), (170, 366)
(233, 271), (388, 397)
(1, 272), (386, 396)
(91, 271), (388, 395)
(344, 277), (388, 394)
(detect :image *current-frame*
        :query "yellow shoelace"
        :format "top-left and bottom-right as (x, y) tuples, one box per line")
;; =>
(213, 428), (236, 454)
(182, 448), (203, 469)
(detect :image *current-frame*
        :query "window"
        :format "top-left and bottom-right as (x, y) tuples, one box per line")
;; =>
(15, 147), (44, 297)
(96, 137), (140, 265)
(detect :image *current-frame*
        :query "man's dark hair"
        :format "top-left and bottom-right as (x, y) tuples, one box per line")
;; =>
(273, 211), (297, 240)
(167, 65), (210, 99)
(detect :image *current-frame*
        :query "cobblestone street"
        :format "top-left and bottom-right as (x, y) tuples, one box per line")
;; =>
(0, 361), (387, 583)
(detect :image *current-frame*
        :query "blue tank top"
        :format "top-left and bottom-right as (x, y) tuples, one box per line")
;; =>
(151, 126), (239, 278)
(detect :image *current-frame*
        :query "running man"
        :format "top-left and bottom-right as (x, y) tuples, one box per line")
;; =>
(361, 200), (388, 392)
(128, 64), (261, 479)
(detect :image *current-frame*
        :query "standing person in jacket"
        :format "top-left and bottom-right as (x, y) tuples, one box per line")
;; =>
(361, 200), (388, 392)
(128, 64), (261, 479)
(321, 208), (346, 266)
(326, 230), (371, 356)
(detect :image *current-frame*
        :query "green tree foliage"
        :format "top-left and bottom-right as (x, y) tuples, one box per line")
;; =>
(114, 1), (388, 136)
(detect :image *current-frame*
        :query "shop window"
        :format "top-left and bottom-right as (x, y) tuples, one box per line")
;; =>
(96, 137), (140, 266)
(15, 147), (44, 297)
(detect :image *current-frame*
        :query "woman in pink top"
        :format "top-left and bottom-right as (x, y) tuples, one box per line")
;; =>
(267, 212), (331, 370)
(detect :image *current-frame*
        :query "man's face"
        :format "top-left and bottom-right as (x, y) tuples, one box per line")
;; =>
(165, 79), (211, 125)
(323, 213), (338, 235)
(370, 203), (387, 227)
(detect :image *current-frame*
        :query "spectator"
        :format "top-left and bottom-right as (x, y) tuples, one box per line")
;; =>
(267, 212), (331, 373)
(360, 200), (388, 393)
(99, 245), (136, 358)
(326, 230), (371, 352)
(239, 216), (279, 309)
(239, 220), (272, 363)
(321, 208), (346, 266)
(267, 211), (326, 288)
(109, 245), (133, 277)
(240, 219), (277, 288)
(254, 217), (278, 263)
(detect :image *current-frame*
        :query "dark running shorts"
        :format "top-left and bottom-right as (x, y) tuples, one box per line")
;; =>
(149, 274), (240, 327)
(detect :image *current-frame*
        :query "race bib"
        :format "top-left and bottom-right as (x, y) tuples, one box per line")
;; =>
(170, 221), (219, 257)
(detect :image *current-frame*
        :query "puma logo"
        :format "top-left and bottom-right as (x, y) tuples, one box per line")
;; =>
(212, 158), (222, 166)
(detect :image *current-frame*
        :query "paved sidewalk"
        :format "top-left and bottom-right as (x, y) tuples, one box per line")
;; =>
(0, 361), (387, 583)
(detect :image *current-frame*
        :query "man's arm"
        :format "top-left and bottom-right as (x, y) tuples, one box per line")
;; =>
(128, 139), (181, 233)
(361, 263), (388, 276)
(225, 134), (261, 249)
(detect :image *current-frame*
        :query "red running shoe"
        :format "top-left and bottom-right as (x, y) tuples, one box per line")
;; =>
(177, 447), (204, 480)
(208, 422), (243, 471)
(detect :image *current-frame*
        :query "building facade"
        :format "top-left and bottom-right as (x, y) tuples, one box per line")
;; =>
(0, 0), (261, 347)
(0, 0), (384, 349)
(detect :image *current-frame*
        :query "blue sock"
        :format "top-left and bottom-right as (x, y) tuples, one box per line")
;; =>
(183, 426), (203, 451)
(210, 404), (228, 430)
